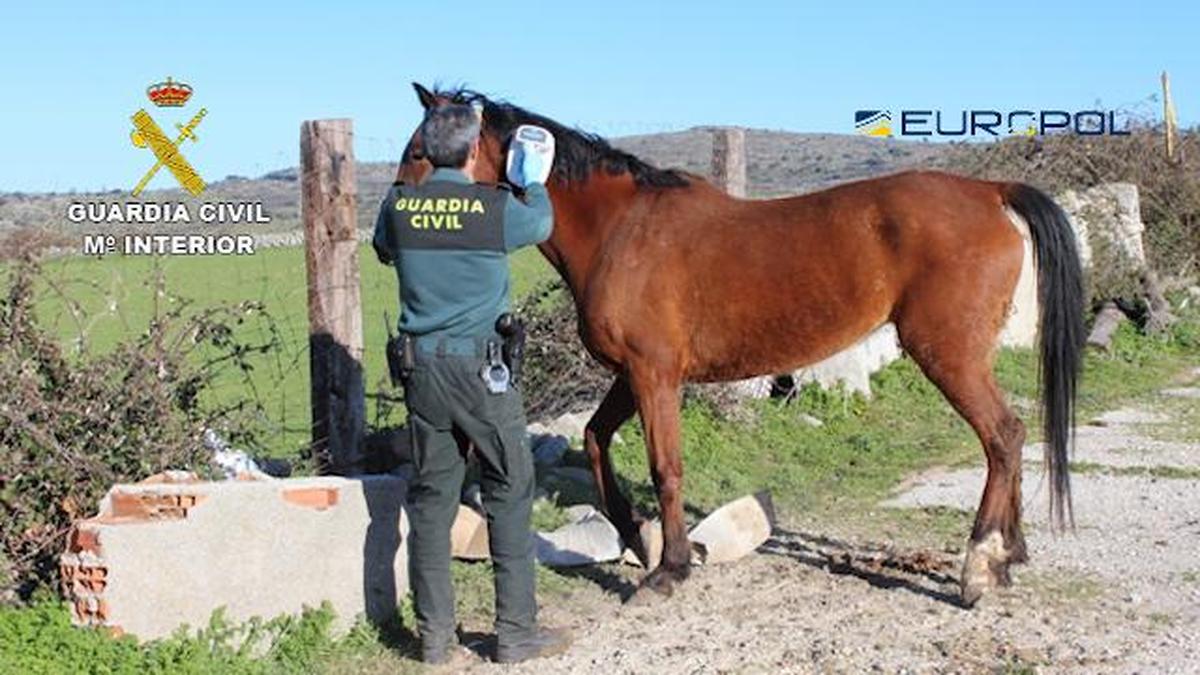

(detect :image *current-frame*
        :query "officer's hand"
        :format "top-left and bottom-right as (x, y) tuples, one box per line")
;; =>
(519, 149), (546, 186)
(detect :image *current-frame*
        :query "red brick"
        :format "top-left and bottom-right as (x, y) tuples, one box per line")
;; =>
(68, 527), (102, 554)
(282, 487), (339, 510)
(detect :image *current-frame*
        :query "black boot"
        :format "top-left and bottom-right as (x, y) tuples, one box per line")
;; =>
(421, 635), (468, 665)
(495, 626), (573, 663)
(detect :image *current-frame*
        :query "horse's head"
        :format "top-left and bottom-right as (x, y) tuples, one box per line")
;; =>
(396, 83), (690, 192)
(395, 83), (510, 186)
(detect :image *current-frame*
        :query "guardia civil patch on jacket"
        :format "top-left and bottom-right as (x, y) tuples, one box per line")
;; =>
(385, 181), (508, 251)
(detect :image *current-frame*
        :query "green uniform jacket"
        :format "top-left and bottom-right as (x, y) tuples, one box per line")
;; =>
(373, 168), (553, 340)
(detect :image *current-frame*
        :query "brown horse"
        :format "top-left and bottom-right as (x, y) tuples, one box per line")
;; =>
(395, 84), (1084, 606)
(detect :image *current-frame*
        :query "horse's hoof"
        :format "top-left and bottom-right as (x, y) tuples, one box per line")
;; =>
(960, 531), (1011, 608)
(627, 567), (676, 605)
(960, 582), (985, 608)
(960, 561), (1014, 607)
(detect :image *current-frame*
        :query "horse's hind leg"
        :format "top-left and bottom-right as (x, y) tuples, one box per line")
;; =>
(583, 378), (648, 562)
(953, 376), (1027, 607)
(896, 307), (1027, 606)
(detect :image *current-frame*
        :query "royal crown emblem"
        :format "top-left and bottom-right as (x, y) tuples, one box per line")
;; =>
(130, 76), (207, 196)
(146, 77), (193, 107)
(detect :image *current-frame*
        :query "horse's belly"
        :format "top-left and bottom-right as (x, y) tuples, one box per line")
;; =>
(686, 308), (890, 383)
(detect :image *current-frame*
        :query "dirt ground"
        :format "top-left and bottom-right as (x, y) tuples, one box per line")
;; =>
(454, 382), (1200, 674)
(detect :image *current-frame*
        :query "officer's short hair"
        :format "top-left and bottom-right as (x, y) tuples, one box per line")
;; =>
(419, 104), (481, 168)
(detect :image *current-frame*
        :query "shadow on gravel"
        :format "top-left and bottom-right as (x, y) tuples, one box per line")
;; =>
(460, 629), (497, 662)
(548, 564), (640, 602)
(762, 529), (967, 609)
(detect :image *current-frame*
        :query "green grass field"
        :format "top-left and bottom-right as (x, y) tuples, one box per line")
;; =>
(27, 245), (555, 458)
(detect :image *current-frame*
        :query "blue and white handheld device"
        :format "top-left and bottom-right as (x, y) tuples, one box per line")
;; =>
(505, 124), (555, 187)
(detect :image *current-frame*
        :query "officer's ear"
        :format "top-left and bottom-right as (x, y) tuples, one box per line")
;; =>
(412, 83), (437, 110)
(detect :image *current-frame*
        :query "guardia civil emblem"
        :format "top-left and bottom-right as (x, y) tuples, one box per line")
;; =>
(130, 77), (207, 196)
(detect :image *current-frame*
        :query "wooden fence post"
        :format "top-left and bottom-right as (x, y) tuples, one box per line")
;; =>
(300, 119), (365, 475)
(710, 127), (747, 198)
(1162, 71), (1179, 163)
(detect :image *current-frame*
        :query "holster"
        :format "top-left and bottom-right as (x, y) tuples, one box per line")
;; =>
(495, 313), (526, 386)
(386, 333), (415, 386)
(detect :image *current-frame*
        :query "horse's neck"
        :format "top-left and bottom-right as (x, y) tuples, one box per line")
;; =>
(538, 174), (727, 301)
(538, 174), (639, 301)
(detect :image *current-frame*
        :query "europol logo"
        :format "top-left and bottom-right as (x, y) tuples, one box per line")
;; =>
(854, 107), (1130, 138)
(854, 110), (893, 137)
(130, 77), (207, 197)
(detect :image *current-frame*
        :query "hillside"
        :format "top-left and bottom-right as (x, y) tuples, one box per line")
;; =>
(615, 128), (946, 197)
(0, 129), (950, 238)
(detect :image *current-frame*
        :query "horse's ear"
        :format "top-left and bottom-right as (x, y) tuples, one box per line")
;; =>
(412, 83), (437, 110)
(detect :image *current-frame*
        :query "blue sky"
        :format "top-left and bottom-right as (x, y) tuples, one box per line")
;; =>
(1, 0), (1196, 193)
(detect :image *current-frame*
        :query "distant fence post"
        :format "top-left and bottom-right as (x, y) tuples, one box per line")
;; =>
(1162, 71), (1179, 163)
(710, 127), (747, 198)
(300, 118), (365, 475)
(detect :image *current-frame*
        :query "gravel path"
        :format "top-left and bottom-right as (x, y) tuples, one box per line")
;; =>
(457, 386), (1200, 674)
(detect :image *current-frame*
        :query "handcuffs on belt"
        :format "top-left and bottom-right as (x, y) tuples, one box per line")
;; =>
(480, 342), (510, 394)
(481, 312), (526, 394)
(386, 313), (526, 395)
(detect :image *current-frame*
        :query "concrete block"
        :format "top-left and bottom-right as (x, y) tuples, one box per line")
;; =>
(60, 475), (410, 641)
(721, 376), (776, 401)
(793, 323), (903, 397)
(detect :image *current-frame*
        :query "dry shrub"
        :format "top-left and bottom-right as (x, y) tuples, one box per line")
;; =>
(0, 229), (73, 262)
(516, 280), (612, 422)
(0, 255), (278, 599)
(943, 127), (1200, 282)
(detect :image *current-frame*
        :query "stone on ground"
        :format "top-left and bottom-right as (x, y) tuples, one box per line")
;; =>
(688, 491), (776, 565)
(535, 506), (623, 566)
(530, 434), (570, 466)
(450, 505), (490, 560)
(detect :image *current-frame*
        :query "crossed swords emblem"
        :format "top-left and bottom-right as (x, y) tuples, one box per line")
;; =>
(130, 108), (207, 197)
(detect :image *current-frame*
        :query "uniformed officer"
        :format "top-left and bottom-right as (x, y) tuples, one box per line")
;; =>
(372, 103), (570, 665)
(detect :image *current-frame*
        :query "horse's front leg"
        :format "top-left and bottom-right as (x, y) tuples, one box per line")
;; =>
(583, 377), (647, 561)
(628, 370), (690, 598)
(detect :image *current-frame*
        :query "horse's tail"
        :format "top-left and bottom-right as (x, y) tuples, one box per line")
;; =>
(1003, 182), (1085, 531)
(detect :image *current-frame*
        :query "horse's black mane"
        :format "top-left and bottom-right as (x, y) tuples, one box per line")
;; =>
(437, 88), (689, 189)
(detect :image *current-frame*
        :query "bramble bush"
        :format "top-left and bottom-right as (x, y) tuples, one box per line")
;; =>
(0, 254), (280, 599)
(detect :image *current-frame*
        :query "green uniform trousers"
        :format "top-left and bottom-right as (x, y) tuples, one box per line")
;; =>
(403, 345), (537, 649)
